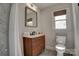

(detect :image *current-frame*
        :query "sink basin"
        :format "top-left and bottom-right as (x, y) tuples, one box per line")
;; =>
(23, 32), (44, 38)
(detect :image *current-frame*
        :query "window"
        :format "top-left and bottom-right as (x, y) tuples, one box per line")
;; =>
(54, 10), (67, 29)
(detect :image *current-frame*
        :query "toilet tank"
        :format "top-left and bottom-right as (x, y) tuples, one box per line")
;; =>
(56, 36), (66, 44)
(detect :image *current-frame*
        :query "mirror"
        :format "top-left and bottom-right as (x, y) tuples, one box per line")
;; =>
(25, 7), (38, 27)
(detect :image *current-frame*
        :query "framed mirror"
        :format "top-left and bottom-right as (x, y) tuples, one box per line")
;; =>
(25, 7), (38, 27)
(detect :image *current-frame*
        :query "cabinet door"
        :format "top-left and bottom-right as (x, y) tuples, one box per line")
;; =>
(23, 38), (32, 56)
(32, 38), (40, 55)
(32, 36), (45, 56)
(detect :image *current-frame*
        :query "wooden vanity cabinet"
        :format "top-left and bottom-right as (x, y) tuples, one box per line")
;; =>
(23, 35), (45, 56)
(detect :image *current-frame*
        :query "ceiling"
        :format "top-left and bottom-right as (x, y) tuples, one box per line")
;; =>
(34, 3), (57, 10)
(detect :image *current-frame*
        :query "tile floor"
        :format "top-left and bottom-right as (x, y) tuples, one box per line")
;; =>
(39, 49), (57, 56)
(39, 49), (74, 56)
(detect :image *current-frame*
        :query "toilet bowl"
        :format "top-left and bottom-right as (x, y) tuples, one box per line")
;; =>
(55, 36), (66, 56)
(56, 44), (65, 56)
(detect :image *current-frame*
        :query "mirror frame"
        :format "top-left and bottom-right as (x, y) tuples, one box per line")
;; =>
(25, 7), (38, 27)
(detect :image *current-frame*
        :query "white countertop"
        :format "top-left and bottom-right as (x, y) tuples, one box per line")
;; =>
(23, 33), (44, 38)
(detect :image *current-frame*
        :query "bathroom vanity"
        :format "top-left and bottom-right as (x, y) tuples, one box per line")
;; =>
(23, 34), (45, 56)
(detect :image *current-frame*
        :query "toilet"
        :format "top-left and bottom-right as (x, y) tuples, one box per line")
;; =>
(55, 36), (66, 56)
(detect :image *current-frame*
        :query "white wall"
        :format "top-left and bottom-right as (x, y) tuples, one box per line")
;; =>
(40, 6), (56, 50)
(40, 3), (74, 50)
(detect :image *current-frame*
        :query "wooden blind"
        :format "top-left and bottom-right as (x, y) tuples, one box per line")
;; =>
(27, 18), (32, 22)
(54, 10), (66, 16)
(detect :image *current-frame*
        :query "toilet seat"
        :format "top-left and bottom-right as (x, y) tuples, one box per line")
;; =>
(56, 44), (65, 50)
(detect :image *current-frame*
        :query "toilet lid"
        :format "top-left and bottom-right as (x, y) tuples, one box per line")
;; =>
(56, 44), (65, 50)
